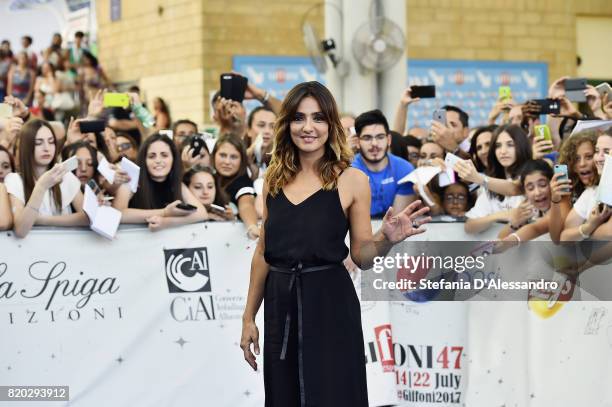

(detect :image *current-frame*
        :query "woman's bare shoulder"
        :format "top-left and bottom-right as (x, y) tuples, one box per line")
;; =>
(339, 167), (368, 186)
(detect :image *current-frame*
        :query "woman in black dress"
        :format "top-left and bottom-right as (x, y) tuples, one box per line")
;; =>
(240, 81), (431, 407)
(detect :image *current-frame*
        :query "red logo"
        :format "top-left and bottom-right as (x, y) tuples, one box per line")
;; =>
(275, 69), (286, 84)
(500, 72), (511, 85)
(374, 324), (395, 372)
(454, 71), (464, 85)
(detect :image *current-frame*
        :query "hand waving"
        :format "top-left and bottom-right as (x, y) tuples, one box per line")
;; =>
(381, 200), (431, 243)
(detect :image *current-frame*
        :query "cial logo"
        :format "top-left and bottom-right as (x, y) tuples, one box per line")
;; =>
(164, 248), (211, 293)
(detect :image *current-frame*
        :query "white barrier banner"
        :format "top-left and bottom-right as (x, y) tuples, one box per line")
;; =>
(1, 222), (611, 406)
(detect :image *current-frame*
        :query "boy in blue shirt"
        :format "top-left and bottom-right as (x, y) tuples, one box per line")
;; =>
(351, 109), (416, 217)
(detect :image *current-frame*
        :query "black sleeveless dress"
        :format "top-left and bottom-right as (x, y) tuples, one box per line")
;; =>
(263, 187), (368, 407)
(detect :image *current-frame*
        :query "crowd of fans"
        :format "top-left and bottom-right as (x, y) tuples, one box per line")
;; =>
(0, 32), (611, 250)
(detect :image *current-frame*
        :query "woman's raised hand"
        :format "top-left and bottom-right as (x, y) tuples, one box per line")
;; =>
(381, 200), (432, 244)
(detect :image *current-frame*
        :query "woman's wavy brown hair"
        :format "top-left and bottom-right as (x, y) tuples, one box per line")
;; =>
(265, 81), (353, 196)
(558, 131), (599, 199)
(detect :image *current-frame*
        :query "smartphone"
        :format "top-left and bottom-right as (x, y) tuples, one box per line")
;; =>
(79, 120), (105, 133)
(410, 85), (436, 99)
(432, 109), (446, 125)
(63, 155), (79, 172)
(220, 73), (248, 103)
(87, 179), (102, 195)
(564, 78), (587, 103)
(595, 82), (612, 99)
(532, 98), (561, 115)
(534, 124), (553, 153)
(190, 136), (207, 158)
(0, 103), (11, 119)
(103, 93), (130, 108)
(176, 202), (197, 211)
(207, 203), (226, 216)
(498, 86), (512, 102)
(554, 164), (569, 192)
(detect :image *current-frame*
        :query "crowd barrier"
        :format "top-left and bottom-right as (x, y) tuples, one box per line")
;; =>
(1, 222), (610, 406)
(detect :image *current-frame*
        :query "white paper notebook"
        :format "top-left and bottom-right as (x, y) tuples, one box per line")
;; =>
(398, 166), (441, 185)
(597, 155), (612, 206)
(97, 157), (116, 184)
(83, 185), (122, 240)
(119, 157), (140, 193)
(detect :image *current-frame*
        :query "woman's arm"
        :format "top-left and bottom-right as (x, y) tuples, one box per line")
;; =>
(454, 160), (521, 196)
(113, 184), (164, 223)
(591, 216), (612, 240)
(346, 169), (430, 268)
(495, 216), (549, 253)
(561, 205), (611, 242)
(147, 184), (208, 230)
(548, 198), (571, 243)
(35, 190), (89, 227)
(11, 164), (68, 238)
(240, 184), (270, 371)
(26, 69), (35, 103)
(547, 173), (573, 243)
(6, 66), (14, 96)
(464, 210), (509, 235)
(237, 194), (259, 237)
(0, 183), (13, 230)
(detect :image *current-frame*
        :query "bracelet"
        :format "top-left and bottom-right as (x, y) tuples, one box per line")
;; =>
(481, 174), (489, 190)
(551, 198), (561, 204)
(578, 223), (591, 240)
(510, 232), (521, 246)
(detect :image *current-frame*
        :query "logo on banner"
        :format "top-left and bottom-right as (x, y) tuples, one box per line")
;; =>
(374, 324), (395, 372)
(164, 248), (211, 293)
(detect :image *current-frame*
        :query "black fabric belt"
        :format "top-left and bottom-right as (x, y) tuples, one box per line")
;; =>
(268, 262), (342, 407)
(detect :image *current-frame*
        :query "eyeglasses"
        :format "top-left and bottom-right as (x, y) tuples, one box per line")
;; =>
(117, 142), (133, 152)
(359, 134), (387, 143)
(444, 194), (467, 203)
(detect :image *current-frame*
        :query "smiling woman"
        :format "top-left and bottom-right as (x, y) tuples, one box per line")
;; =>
(240, 81), (431, 407)
(212, 133), (259, 238)
(112, 133), (208, 231)
(464, 124), (531, 235)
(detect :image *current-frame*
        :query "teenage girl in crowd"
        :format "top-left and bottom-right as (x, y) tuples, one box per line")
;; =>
(0, 145), (14, 182)
(496, 159), (557, 242)
(113, 133), (207, 231)
(464, 124), (532, 234)
(469, 125), (497, 172)
(0, 183), (12, 230)
(560, 131), (612, 241)
(212, 133), (259, 238)
(183, 165), (235, 221)
(4, 119), (87, 238)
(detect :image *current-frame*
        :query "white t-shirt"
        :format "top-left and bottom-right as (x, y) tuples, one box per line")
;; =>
(4, 172), (80, 216)
(465, 188), (523, 219)
(573, 186), (598, 220)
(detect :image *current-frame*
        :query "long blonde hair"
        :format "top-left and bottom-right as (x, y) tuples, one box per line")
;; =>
(265, 81), (353, 196)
